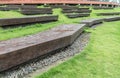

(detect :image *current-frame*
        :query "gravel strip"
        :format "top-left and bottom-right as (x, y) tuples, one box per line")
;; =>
(0, 32), (90, 78)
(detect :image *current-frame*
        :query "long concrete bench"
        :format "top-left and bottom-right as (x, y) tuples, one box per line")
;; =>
(0, 5), (37, 11)
(104, 16), (120, 22)
(97, 12), (120, 16)
(20, 8), (53, 15)
(66, 13), (90, 18)
(62, 7), (89, 10)
(62, 9), (92, 13)
(93, 7), (114, 10)
(0, 24), (86, 72)
(0, 15), (58, 27)
(21, 10), (52, 15)
(80, 18), (103, 27)
(20, 7), (52, 11)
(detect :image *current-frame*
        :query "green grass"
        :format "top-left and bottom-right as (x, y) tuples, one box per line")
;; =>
(35, 21), (120, 78)
(0, 11), (24, 18)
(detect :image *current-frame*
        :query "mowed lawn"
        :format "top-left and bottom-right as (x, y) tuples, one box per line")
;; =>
(35, 21), (120, 78)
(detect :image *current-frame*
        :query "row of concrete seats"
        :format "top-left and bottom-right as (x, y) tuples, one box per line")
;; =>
(61, 7), (91, 13)
(81, 16), (120, 26)
(93, 7), (114, 10)
(1, 16), (120, 72)
(0, 15), (58, 27)
(20, 8), (53, 15)
(0, 5), (37, 11)
(96, 12), (120, 16)
(65, 13), (90, 18)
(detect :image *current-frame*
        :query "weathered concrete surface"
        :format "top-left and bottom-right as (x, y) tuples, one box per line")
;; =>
(93, 7), (114, 10)
(97, 12), (120, 16)
(20, 8), (53, 15)
(21, 10), (52, 15)
(0, 24), (86, 72)
(20, 7), (52, 11)
(62, 7), (89, 10)
(62, 10), (91, 13)
(66, 13), (90, 18)
(0, 5), (37, 11)
(104, 16), (120, 22)
(0, 15), (58, 27)
(81, 18), (103, 27)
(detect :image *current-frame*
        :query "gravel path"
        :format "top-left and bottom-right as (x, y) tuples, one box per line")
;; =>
(0, 32), (90, 78)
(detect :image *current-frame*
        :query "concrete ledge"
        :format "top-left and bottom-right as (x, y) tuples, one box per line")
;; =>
(21, 10), (52, 15)
(93, 7), (114, 10)
(104, 16), (120, 22)
(20, 8), (53, 15)
(62, 7), (89, 10)
(66, 13), (90, 18)
(0, 15), (58, 27)
(62, 10), (92, 13)
(0, 24), (86, 72)
(80, 18), (103, 27)
(20, 7), (52, 11)
(0, 5), (38, 11)
(97, 12), (120, 16)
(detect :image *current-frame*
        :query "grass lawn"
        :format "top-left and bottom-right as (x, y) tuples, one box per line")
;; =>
(0, 11), (24, 18)
(35, 21), (120, 78)
(0, 7), (120, 41)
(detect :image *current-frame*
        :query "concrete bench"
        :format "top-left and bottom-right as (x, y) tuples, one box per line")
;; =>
(104, 16), (120, 22)
(66, 13), (90, 18)
(21, 10), (52, 15)
(20, 7), (52, 11)
(0, 15), (58, 27)
(62, 9), (92, 13)
(93, 7), (114, 10)
(0, 24), (86, 72)
(96, 12), (120, 16)
(81, 18), (103, 27)
(20, 8), (53, 15)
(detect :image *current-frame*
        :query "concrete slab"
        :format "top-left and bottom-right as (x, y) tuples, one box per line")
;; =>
(104, 16), (120, 22)
(80, 18), (103, 27)
(0, 15), (58, 27)
(97, 12), (120, 16)
(66, 13), (90, 18)
(0, 24), (86, 72)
